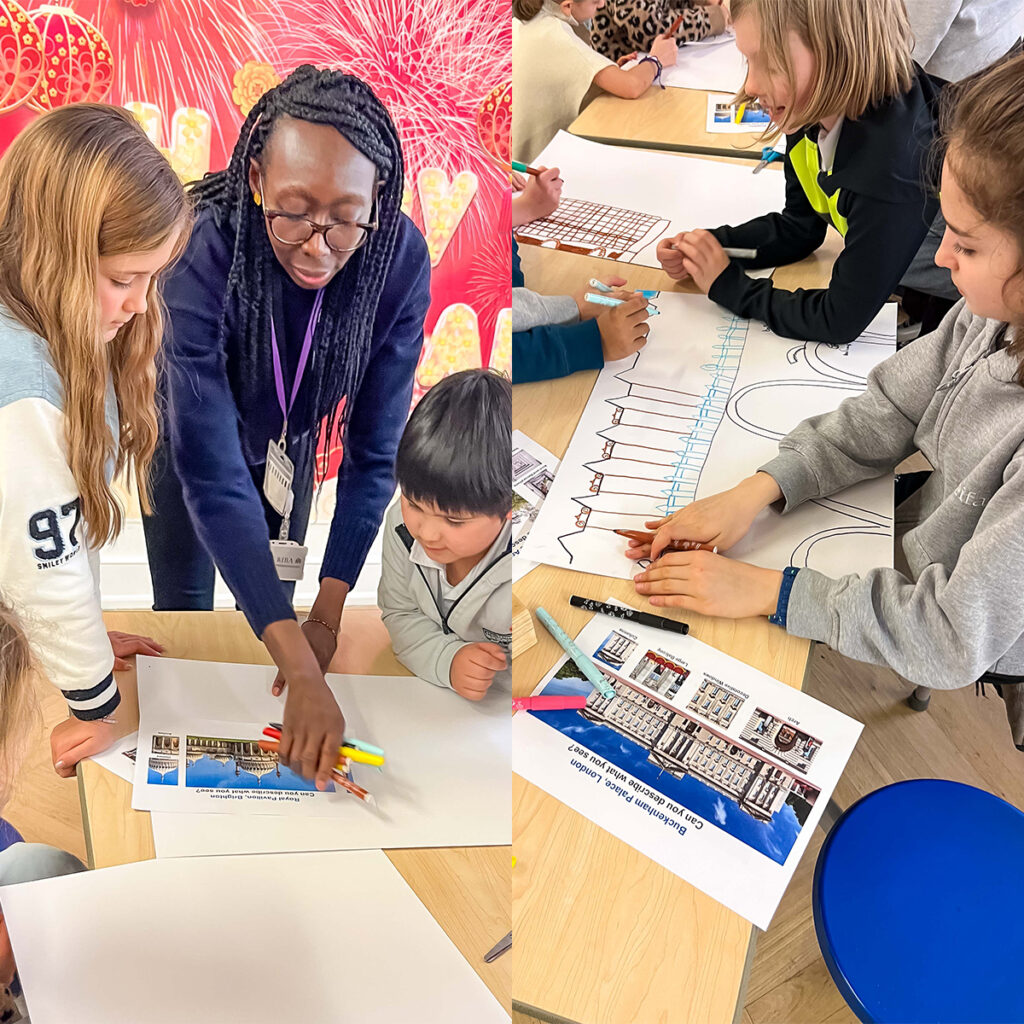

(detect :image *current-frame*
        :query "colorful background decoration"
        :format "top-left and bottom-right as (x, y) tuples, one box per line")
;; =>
(0, 0), (512, 418)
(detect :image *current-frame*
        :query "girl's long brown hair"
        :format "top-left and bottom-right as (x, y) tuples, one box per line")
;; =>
(0, 597), (38, 809)
(0, 104), (190, 547)
(942, 52), (1024, 382)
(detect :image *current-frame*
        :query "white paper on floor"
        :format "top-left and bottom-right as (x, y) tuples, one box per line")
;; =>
(514, 131), (781, 269)
(522, 292), (896, 581)
(512, 604), (862, 929)
(511, 430), (560, 583)
(0, 849), (508, 1024)
(132, 657), (509, 856)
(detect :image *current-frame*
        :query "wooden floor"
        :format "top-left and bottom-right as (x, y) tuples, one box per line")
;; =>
(6, 637), (1023, 1022)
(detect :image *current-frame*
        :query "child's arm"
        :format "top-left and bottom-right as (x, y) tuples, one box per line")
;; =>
(707, 187), (940, 344)
(593, 35), (678, 98)
(786, 460), (1024, 688)
(0, 398), (119, 722)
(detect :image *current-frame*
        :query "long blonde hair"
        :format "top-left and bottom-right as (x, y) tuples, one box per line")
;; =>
(732, 0), (914, 139)
(943, 52), (1024, 382)
(0, 104), (190, 547)
(0, 596), (38, 809)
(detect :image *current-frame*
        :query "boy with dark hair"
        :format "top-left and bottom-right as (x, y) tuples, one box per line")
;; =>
(378, 369), (512, 700)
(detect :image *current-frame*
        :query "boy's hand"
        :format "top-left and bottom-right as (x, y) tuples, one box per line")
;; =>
(573, 276), (629, 320)
(597, 293), (650, 362)
(675, 229), (730, 293)
(657, 232), (692, 280)
(450, 642), (506, 701)
(51, 717), (116, 777)
(650, 34), (678, 68)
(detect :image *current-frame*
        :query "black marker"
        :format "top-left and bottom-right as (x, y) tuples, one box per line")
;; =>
(569, 596), (689, 635)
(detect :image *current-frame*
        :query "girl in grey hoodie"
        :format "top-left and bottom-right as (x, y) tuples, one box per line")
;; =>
(629, 53), (1024, 748)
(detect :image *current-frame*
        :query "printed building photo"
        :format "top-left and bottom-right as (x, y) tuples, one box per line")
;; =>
(630, 650), (691, 699)
(594, 630), (638, 670)
(741, 709), (823, 774)
(687, 678), (747, 728)
(184, 735), (324, 793)
(532, 660), (820, 863)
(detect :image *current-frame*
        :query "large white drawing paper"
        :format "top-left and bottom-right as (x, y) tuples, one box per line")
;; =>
(514, 131), (781, 267)
(511, 430), (560, 583)
(133, 657), (509, 856)
(0, 849), (508, 1024)
(523, 292), (896, 581)
(88, 729), (139, 784)
(626, 33), (747, 92)
(512, 606), (862, 929)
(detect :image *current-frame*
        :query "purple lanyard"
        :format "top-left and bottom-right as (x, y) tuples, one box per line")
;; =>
(270, 287), (325, 444)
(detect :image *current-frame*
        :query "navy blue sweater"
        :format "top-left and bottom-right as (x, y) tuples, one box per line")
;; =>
(512, 239), (603, 383)
(163, 207), (431, 635)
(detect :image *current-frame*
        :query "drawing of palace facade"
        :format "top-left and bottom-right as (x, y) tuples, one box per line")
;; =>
(582, 679), (818, 822)
(629, 650), (690, 699)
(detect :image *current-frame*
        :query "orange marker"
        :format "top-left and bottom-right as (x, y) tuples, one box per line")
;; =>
(664, 13), (684, 37)
(614, 528), (719, 554)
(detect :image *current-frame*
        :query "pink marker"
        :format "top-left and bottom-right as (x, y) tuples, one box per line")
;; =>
(513, 695), (588, 712)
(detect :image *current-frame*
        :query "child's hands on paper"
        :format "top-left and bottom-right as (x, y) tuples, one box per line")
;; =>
(625, 472), (783, 560)
(50, 716), (116, 777)
(597, 292), (651, 362)
(573, 276), (629, 319)
(650, 34), (678, 68)
(674, 229), (730, 292)
(657, 232), (692, 280)
(108, 630), (164, 672)
(450, 642), (506, 701)
(633, 550), (784, 619)
(510, 166), (563, 227)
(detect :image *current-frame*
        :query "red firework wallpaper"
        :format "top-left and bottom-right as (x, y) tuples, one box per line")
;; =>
(0, 0), (513, 393)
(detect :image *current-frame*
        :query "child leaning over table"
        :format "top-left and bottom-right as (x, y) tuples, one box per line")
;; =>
(378, 370), (512, 701)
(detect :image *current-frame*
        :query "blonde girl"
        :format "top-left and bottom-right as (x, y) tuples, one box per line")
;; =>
(0, 104), (189, 776)
(657, 0), (946, 344)
(633, 53), (1024, 748)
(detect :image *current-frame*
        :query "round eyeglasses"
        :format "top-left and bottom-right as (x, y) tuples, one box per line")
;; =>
(259, 176), (378, 253)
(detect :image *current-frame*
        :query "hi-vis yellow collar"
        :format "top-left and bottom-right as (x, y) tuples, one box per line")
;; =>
(789, 136), (849, 236)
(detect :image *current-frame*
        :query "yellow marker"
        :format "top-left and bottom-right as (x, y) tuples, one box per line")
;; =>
(340, 746), (385, 767)
(734, 102), (746, 124)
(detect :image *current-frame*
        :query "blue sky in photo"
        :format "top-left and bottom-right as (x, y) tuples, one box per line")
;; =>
(184, 754), (328, 792)
(535, 672), (801, 863)
(147, 766), (178, 786)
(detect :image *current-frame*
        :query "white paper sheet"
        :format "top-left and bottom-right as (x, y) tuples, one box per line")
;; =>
(511, 430), (560, 583)
(514, 131), (781, 269)
(512, 605), (862, 929)
(0, 849), (508, 1024)
(666, 35), (747, 91)
(705, 92), (772, 134)
(522, 292), (896, 581)
(88, 730), (139, 784)
(132, 657), (509, 856)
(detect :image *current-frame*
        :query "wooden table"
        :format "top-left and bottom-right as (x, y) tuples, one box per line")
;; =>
(512, 240), (841, 1023)
(82, 608), (510, 1012)
(571, 87), (767, 160)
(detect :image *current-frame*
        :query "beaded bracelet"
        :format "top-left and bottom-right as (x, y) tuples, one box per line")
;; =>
(768, 566), (800, 628)
(638, 54), (665, 89)
(304, 615), (338, 639)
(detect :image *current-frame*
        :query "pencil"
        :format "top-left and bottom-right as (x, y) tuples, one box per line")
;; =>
(614, 528), (719, 555)
(509, 159), (541, 177)
(664, 13), (684, 37)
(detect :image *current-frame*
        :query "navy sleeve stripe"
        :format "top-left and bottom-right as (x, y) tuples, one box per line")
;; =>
(62, 673), (117, 702)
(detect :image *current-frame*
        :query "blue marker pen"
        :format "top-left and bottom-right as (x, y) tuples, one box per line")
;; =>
(584, 293), (659, 317)
(536, 607), (617, 699)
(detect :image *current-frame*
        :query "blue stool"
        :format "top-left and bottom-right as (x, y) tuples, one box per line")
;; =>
(0, 817), (22, 852)
(814, 779), (1024, 1023)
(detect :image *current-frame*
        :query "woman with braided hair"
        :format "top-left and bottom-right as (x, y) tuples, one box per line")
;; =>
(142, 66), (431, 788)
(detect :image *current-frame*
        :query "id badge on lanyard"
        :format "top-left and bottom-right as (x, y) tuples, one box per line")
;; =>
(263, 286), (324, 580)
